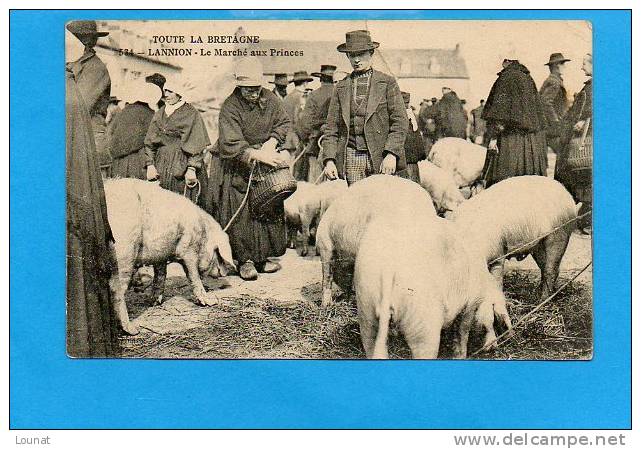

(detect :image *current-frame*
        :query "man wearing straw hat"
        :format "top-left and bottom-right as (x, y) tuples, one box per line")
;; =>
(539, 52), (571, 151)
(295, 65), (337, 183)
(215, 57), (292, 281)
(269, 73), (289, 101)
(66, 20), (112, 177)
(322, 30), (408, 185)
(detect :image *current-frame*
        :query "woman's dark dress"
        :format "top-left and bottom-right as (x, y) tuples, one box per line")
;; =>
(108, 102), (154, 179)
(213, 88), (292, 264)
(66, 69), (119, 358)
(482, 61), (548, 186)
(555, 78), (592, 227)
(144, 103), (210, 207)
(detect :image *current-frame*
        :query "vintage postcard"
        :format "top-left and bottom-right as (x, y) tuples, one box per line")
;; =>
(65, 19), (593, 360)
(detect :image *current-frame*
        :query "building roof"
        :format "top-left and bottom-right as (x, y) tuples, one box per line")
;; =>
(252, 40), (469, 79)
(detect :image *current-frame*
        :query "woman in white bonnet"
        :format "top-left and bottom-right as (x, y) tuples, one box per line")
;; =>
(108, 79), (161, 179)
(143, 76), (211, 206)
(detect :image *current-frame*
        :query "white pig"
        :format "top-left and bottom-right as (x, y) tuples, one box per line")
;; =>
(418, 160), (466, 214)
(284, 179), (348, 256)
(104, 179), (235, 335)
(428, 137), (487, 188)
(449, 175), (581, 300)
(316, 175), (437, 307)
(354, 215), (512, 359)
(284, 181), (316, 253)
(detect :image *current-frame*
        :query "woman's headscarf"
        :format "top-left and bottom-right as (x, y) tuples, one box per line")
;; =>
(119, 79), (162, 109)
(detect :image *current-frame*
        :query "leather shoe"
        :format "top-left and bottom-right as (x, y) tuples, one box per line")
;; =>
(239, 261), (258, 281)
(256, 260), (281, 273)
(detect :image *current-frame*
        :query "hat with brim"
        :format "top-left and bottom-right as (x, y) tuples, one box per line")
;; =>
(290, 71), (314, 84)
(66, 20), (109, 37)
(311, 65), (337, 78)
(337, 30), (379, 53)
(268, 73), (289, 86)
(545, 52), (571, 66)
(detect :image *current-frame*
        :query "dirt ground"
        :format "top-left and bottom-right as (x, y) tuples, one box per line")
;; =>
(119, 228), (592, 360)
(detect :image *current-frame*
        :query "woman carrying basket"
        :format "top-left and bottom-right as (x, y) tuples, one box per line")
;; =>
(555, 53), (592, 235)
(144, 76), (210, 207)
(215, 57), (292, 281)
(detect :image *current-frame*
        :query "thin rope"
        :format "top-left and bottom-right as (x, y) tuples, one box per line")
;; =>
(487, 211), (592, 266)
(182, 178), (201, 204)
(471, 260), (592, 357)
(222, 160), (256, 233)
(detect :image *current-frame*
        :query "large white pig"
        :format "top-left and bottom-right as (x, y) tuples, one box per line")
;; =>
(104, 178), (235, 335)
(418, 160), (466, 214)
(354, 215), (512, 359)
(428, 137), (487, 188)
(315, 175), (437, 307)
(449, 175), (581, 300)
(284, 179), (348, 256)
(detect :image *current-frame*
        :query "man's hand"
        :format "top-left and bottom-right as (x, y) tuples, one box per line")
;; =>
(146, 164), (159, 181)
(573, 120), (586, 132)
(324, 160), (338, 180)
(185, 167), (198, 188)
(488, 139), (499, 153)
(379, 153), (397, 175)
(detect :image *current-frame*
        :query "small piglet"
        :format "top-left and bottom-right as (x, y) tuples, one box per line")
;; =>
(316, 175), (436, 307)
(428, 137), (487, 188)
(354, 215), (511, 359)
(418, 160), (466, 214)
(284, 179), (347, 256)
(104, 178), (235, 335)
(449, 175), (581, 300)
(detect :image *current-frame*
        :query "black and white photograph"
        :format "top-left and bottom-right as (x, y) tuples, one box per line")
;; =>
(65, 19), (593, 360)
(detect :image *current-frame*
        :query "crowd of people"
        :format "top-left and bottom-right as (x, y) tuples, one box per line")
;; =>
(66, 21), (593, 357)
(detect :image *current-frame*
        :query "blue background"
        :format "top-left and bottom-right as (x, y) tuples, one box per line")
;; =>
(10, 10), (631, 429)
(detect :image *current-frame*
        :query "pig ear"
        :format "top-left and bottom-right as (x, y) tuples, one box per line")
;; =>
(215, 232), (236, 272)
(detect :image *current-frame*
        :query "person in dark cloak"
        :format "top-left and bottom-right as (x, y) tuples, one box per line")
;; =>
(482, 56), (548, 187)
(401, 91), (427, 183)
(66, 29), (119, 357)
(215, 58), (292, 281)
(66, 20), (112, 178)
(436, 87), (468, 139)
(144, 77), (211, 207)
(108, 80), (161, 179)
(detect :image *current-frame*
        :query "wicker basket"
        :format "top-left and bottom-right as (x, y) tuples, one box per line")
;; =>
(248, 162), (297, 218)
(566, 118), (592, 171)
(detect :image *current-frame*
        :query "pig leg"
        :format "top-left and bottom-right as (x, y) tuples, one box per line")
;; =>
(452, 308), (476, 359)
(181, 253), (218, 307)
(287, 221), (298, 250)
(489, 259), (505, 291)
(300, 215), (312, 257)
(357, 301), (378, 358)
(405, 320), (441, 359)
(109, 250), (139, 335)
(532, 231), (571, 300)
(151, 262), (167, 305)
(476, 300), (498, 350)
(320, 260), (334, 307)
